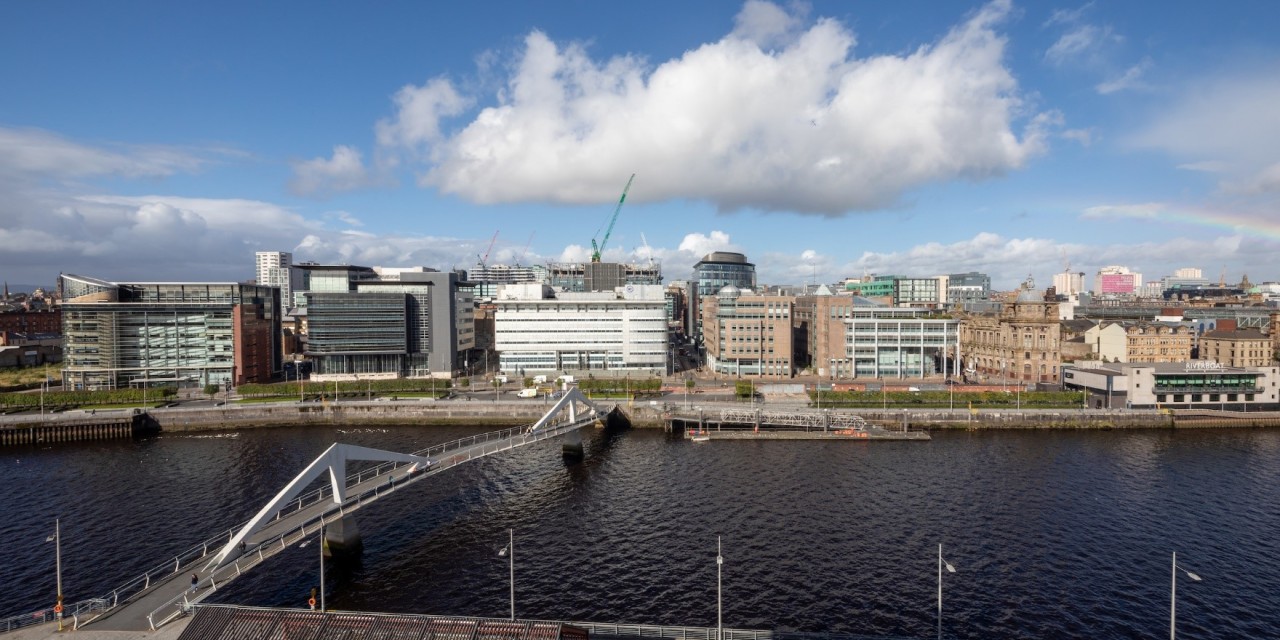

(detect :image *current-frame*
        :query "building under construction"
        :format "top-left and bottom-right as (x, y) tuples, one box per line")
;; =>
(547, 262), (661, 293)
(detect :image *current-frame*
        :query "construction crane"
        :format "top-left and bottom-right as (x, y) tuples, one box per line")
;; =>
(517, 232), (535, 266)
(590, 173), (635, 263)
(477, 230), (499, 269)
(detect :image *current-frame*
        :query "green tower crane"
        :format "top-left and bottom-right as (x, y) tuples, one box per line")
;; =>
(590, 173), (635, 263)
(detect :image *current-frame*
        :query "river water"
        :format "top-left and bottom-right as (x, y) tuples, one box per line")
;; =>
(2, 424), (1278, 639)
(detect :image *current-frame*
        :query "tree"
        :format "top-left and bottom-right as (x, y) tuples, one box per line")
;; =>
(203, 384), (220, 400)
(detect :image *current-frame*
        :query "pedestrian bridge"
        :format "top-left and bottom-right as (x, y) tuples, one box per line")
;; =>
(66, 389), (612, 633)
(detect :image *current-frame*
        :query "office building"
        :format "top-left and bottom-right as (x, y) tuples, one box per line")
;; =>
(690, 252), (756, 341)
(1053, 270), (1086, 297)
(1199, 328), (1272, 368)
(1083, 321), (1193, 363)
(794, 293), (882, 378)
(59, 273), (282, 390)
(547, 262), (662, 293)
(843, 275), (897, 299)
(298, 265), (475, 377)
(1095, 266), (1142, 296)
(255, 251), (301, 308)
(947, 272), (991, 304)
(494, 283), (667, 375)
(702, 286), (794, 378)
(846, 307), (960, 379)
(893, 277), (943, 308)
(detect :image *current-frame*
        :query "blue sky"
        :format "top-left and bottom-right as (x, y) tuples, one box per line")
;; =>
(2, 0), (1279, 290)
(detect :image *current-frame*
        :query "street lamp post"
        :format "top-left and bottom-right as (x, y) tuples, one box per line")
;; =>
(1170, 551), (1201, 640)
(319, 522), (326, 612)
(717, 536), (723, 640)
(47, 518), (63, 630)
(938, 543), (955, 640)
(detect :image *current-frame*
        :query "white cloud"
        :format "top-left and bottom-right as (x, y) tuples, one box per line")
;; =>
(289, 145), (372, 196)
(677, 231), (739, 257)
(375, 78), (470, 150)
(1061, 128), (1096, 146)
(1095, 57), (1152, 94)
(0, 126), (205, 179)
(1045, 24), (1116, 66)
(1176, 160), (1229, 173)
(732, 0), (805, 48)
(1080, 203), (1163, 220)
(827, 232), (1276, 290)
(371, 0), (1047, 215)
(1043, 3), (1094, 28)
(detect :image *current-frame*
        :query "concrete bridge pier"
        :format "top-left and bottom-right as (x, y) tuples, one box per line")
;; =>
(324, 516), (362, 557)
(560, 430), (585, 460)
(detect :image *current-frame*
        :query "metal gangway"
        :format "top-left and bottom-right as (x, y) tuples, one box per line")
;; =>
(32, 389), (610, 634)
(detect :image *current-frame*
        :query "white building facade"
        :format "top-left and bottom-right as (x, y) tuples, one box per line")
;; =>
(255, 251), (300, 307)
(846, 308), (961, 379)
(494, 284), (668, 376)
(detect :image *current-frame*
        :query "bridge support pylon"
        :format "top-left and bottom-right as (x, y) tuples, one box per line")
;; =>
(561, 430), (584, 460)
(324, 516), (362, 557)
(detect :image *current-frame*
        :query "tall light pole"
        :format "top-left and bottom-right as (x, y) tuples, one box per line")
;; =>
(319, 522), (326, 612)
(1170, 552), (1201, 640)
(47, 518), (63, 630)
(938, 543), (955, 640)
(499, 529), (514, 620)
(717, 536), (723, 640)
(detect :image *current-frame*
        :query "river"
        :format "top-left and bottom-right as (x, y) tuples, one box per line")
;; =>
(2, 424), (1278, 639)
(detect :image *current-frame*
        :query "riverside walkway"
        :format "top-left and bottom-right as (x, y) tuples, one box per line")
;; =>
(24, 390), (610, 634)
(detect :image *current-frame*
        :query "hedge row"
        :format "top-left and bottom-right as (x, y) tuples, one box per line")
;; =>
(577, 378), (663, 394)
(810, 389), (1086, 408)
(0, 387), (177, 409)
(237, 378), (453, 398)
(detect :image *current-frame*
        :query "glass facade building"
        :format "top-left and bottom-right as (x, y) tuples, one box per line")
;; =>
(846, 308), (959, 378)
(59, 274), (281, 390)
(299, 266), (475, 377)
(692, 252), (756, 297)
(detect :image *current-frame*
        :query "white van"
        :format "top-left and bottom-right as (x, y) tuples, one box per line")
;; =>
(532, 375), (548, 384)
(516, 388), (538, 398)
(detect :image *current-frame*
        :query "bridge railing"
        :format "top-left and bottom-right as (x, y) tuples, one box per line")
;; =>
(1, 598), (110, 634)
(85, 418), (575, 617)
(139, 412), (602, 629)
(268, 415), (592, 522)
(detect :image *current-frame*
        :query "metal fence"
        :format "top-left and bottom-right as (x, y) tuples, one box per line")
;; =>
(0, 598), (109, 634)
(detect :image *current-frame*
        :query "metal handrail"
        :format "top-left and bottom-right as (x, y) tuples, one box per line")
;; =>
(86, 417), (572, 616)
(1, 598), (109, 634)
(140, 412), (603, 629)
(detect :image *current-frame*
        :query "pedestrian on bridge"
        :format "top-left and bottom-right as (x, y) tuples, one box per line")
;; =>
(190, 573), (198, 593)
